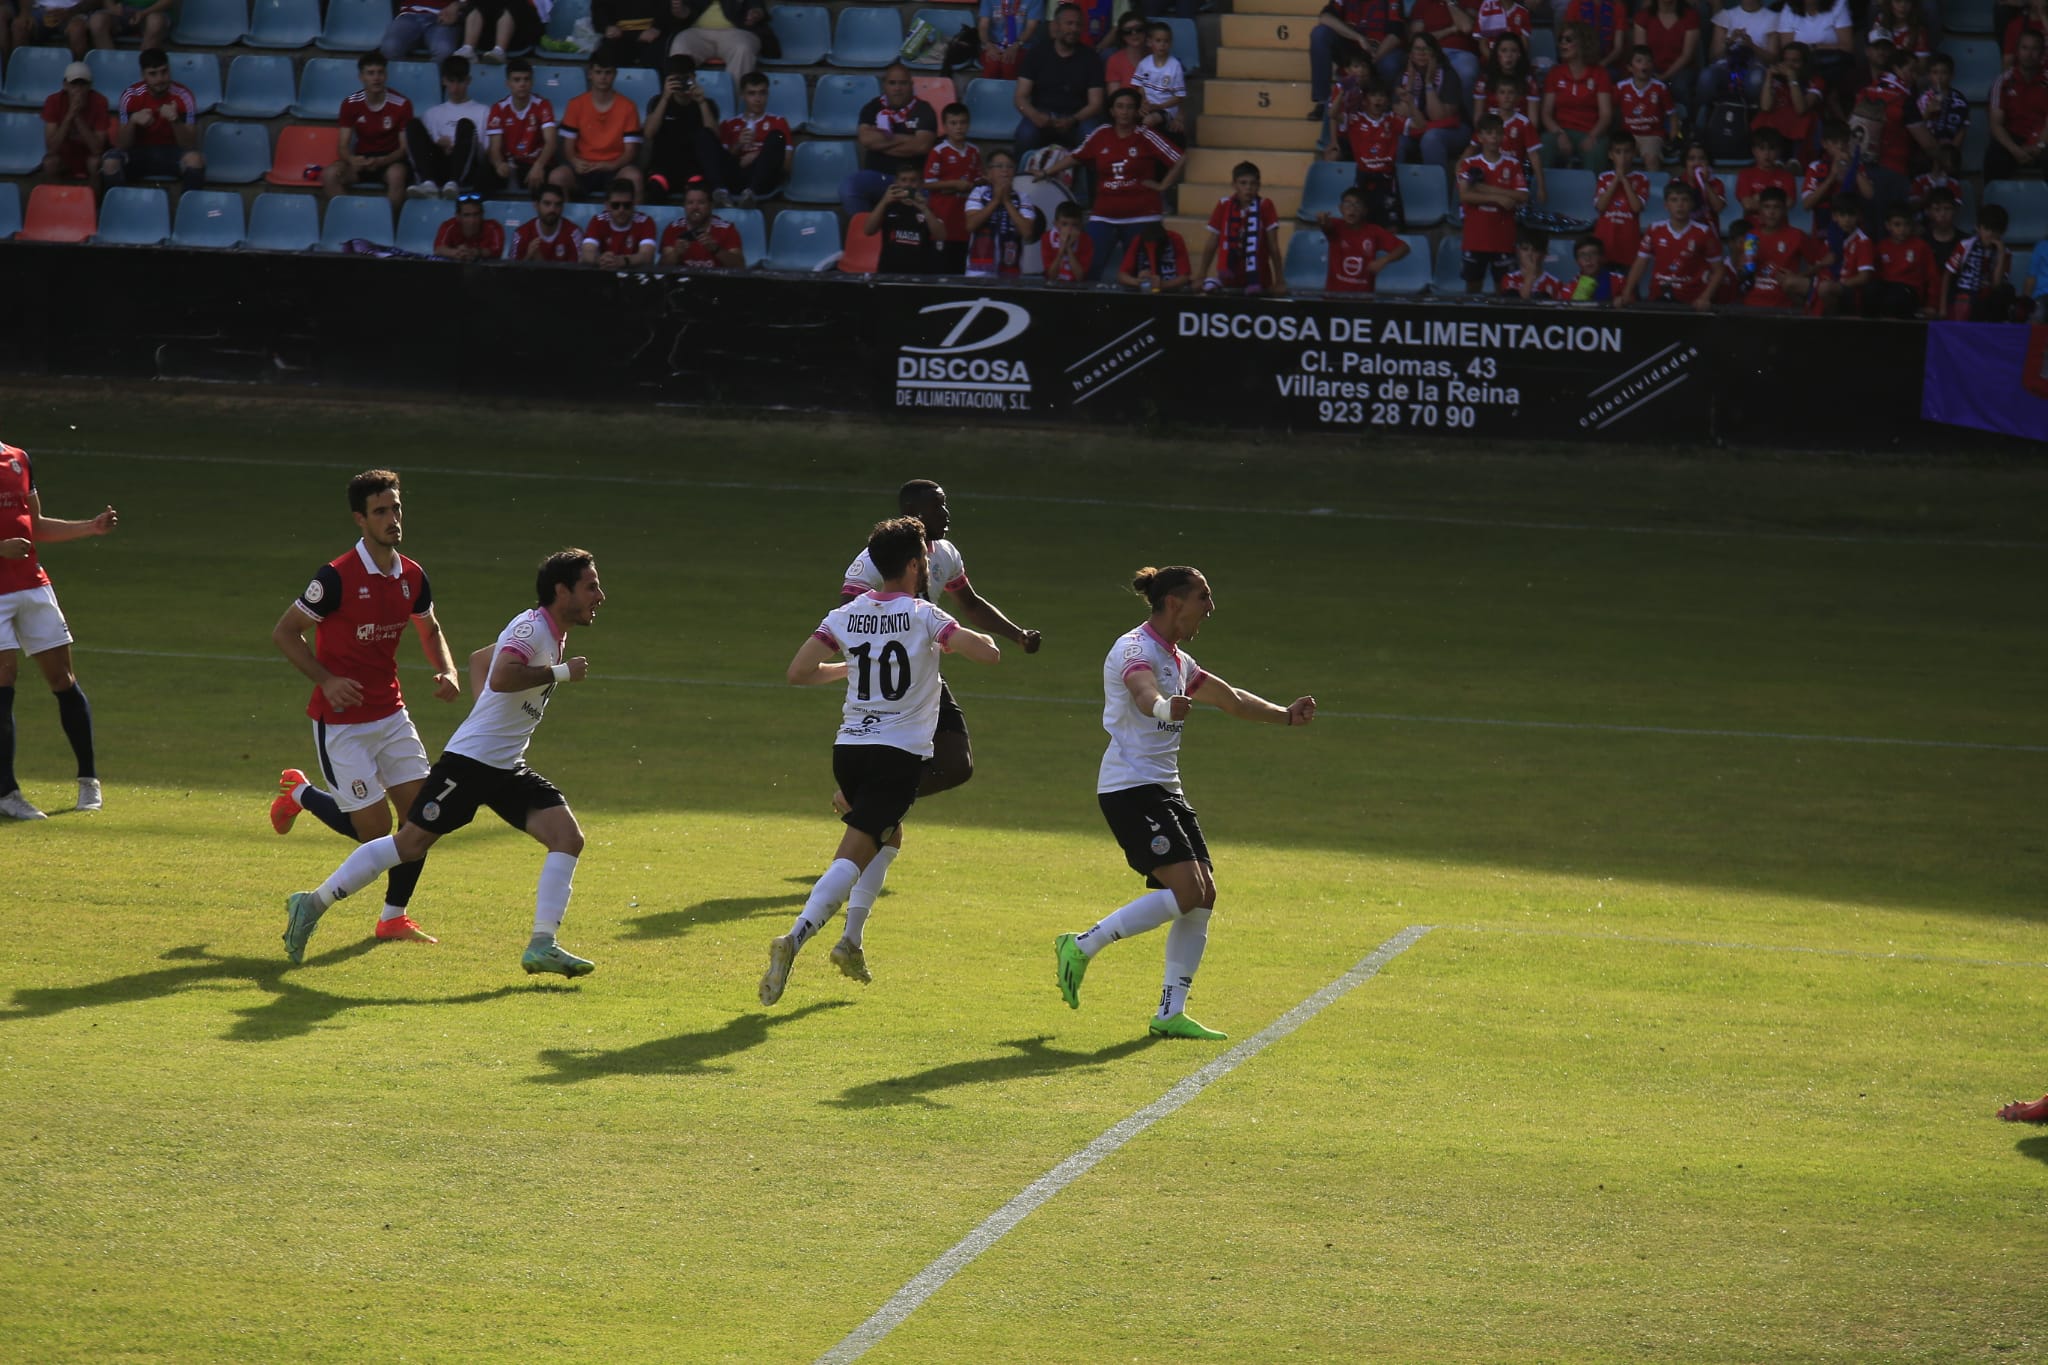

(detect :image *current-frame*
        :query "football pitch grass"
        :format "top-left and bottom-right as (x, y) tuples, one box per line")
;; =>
(0, 387), (2043, 1362)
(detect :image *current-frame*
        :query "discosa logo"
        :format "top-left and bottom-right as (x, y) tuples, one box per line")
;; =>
(895, 298), (1034, 412)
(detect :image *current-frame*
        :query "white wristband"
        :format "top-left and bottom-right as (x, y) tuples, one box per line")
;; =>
(551, 662), (572, 683)
(1151, 695), (1176, 723)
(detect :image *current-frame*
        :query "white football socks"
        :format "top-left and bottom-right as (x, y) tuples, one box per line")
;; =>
(379, 904), (406, 923)
(841, 845), (898, 948)
(533, 851), (578, 939)
(1076, 887), (1180, 958)
(313, 836), (403, 911)
(1158, 904), (1212, 1018)
(791, 858), (862, 951)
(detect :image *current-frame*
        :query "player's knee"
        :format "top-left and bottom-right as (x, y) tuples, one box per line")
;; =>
(46, 670), (77, 693)
(393, 825), (434, 860)
(550, 821), (585, 857)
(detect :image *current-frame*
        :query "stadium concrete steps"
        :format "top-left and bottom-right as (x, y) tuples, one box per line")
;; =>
(1218, 14), (1313, 50)
(1194, 115), (1321, 150)
(1185, 146), (1314, 185)
(1214, 47), (1310, 81)
(1199, 78), (1316, 120)
(1232, 0), (1328, 13)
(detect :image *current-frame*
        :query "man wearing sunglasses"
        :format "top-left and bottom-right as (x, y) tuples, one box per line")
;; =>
(434, 192), (506, 261)
(579, 178), (657, 267)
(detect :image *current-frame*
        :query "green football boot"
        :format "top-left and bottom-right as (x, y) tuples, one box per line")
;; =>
(1148, 1012), (1227, 1041)
(1053, 933), (1088, 1010)
(522, 942), (596, 978)
(282, 891), (324, 966)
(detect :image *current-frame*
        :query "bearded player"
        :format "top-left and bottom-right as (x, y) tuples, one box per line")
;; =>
(268, 470), (460, 946)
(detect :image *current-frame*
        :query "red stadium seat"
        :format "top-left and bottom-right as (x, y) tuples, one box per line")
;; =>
(264, 125), (341, 187)
(913, 75), (956, 111)
(18, 185), (96, 243)
(838, 216), (882, 274)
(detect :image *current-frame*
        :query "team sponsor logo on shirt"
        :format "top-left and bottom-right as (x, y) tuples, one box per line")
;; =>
(893, 298), (1034, 413)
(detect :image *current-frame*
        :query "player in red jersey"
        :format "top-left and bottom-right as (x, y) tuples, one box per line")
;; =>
(922, 103), (983, 274)
(483, 58), (558, 196)
(269, 470), (461, 945)
(321, 52), (415, 210)
(660, 181), (745, 268)
(579, 178), (657, 268)
(1620, 179), (1725, 308)
(0, 439), (116, 820)
(513, 184), (580, 264)
(1041, 87), (1184, 282)
(1197, 162), (1283, 294)
(1739, 186), (1813, 309)
(1457, 114), (1529, 293)
(434, 192), (506, 261)
(1318, 186), (1408, 292)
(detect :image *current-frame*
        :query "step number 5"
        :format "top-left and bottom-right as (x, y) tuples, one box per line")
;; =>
(1257, 89), (1270, 108)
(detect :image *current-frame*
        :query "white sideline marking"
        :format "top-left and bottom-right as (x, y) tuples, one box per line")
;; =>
(40, 446), (2045, 550)
(813, 925), (1434, 1365)
(1451, 925), (2048, 971)
(73, 649), (2048, 755)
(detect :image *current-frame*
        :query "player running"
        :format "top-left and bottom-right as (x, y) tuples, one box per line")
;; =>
(1053, 566), (1316, 1040)
(282, 549), (604, 978)
(762, 517), (1001, 1004)
(268, 470), (460, 945)
(0, 437), (117, 819)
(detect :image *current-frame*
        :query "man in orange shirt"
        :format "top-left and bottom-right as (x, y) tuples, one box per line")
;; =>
(549, 56), (644, 201)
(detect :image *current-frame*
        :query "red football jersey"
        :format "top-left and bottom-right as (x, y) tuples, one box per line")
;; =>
(1042, 225), (1094, 281)
(922, 140), (984, 238)
(1798, 157), (1842, 233)
(1636, 218), (1723, 301)
(1544, 63), (1614, 133)
(1342, 111), (1400, 175)
(296, 541), (434, 726)
(1874, 235), (1934, 307)
(1073, 125), (1181, 222)
(1475, 0), (1532, 44)
(339, 89), (412, 157)
(434, 217), (506, 258)
(117, 80), (199, 149)
(1735, 166), (1800, 210)
(661, 215), (743, 265)
(514, 216), (580, 263)
(1500, 110), (1537, 165)
(1322, 219), (1403, 292)
(1206, 195), (1280, 288)
(1498, 268), (1566, 300)
(1615, 77), (1671, 137)
(1457, 151), (1526, 254)
(485, 95), (556, 164)
(718, 113), (791, 153)
(1742, 224), (1811, 308)
(0, 444), (48, 597)
(1593, 169), (1650, 268)
(581, 210), (657, 259)
(1837, 228), (1876, 282)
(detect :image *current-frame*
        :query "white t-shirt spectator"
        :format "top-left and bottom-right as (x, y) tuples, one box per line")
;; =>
(1772, 2), (1850, 47)
(1131, 53), (1187, 111)
(424, 98), (492, 144)
(1712, 1), (1779, 51)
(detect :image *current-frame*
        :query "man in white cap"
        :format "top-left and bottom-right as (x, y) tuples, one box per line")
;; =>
(39, 61), (112, 193)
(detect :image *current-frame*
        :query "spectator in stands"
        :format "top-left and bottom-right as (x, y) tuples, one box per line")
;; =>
(434, 190), (505, 258)
(1771, 0), (1852, 90)
(1132, 21), (1187, 137)
(1458, 113), (1528, 291)
(1310, 0), (1402, 124)
(644, 53), (720, 202)
(1196, 161), (1283, 293)
(1542, 23), (1614, 169)
(1752, 40), (1821, 162)
(711, 69), (790, 207)
(1328, 79), (1400, 226)
(1501, 230), (1566, 299)
(1567, 234), (1630, 301)
(1619, 179), (1724, 308)
(1102, 12), (1145, 92)
(1736, 127), (1797, 215)
(1015, 4), (1106, 158)
(1493, 72), (1544, 202)
(580, 175), (657, 264)
(552, 56), (643, 200)
(462, 0), (544, 66)
(1592, 138), (1648, 267)
(668, 0), (776, 82)
(1616, 43), (1675, 170)
(1395, 0), (1479, 90)
(484, 57), (559, 195)
(1869, 203), (1936, 317)
(962, 148), (1041, 277)
(1042, 198), (1092, 280)
(103, 47), (203, 197)
(1915, 53), (1969, 167)
(660, 179), (744, 266)
(1040, 86), (1182, 280)
(406, 54), (489, 199)
(1853, 41), (1926, 216)
(1740, 185), (1813, 309)
(1473, 0), (1532, 72)
(840, 63), (939, 219)
(1394, 33), (1469, 168)
(14, 0), (93, 61)
(513, 182), (580, 261)
(1317, 185), (1408, 292)
(39, 61), (110, 194)
(86, 0), (173, 54)
(1909, 143), (1960, 214)
(923, 102), (981, 272)
(1676, 139), (1727, 219)
(381, 0), (468, 67)
(1800, 121), (1870, 233)
(1811, 194), (1870, 313)
(592, 0), (674, 69)
(1942, 203), (2017, 320)
(1697, 0), (1774, 108)
(1559, 0), (1629, 73)
(1114, 219), (1191, 291)
(1921, 185), (1961, 257)
(1633, 0), (1700, 109)
(1472, 31), (1537, 122)
(1866, 0), (1931, 81)
(2007, 0), (2048, 69)
(323, 52), (416, 210)
(1986, 29), (2048, 180)
(863, 162), (945, 273)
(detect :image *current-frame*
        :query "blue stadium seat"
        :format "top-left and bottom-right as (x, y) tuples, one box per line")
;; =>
(2, 48), (71, 109)
(964, 77), (1016, 140)
(719, 205), (766, 266)
(1940, 38), (2000, 103)
(785, 138), (858, 203)
(219, 54), (296, 117)
(387, 60), (442, 111)
(1541, 167), (1597, 223)
(763, 208), (843, 270)
(1962, 116), (1990, 175)
(1983, 180), (2048, 244)
(317, 0), (393, 53)
(468, 64), (508, 106)
(484, 198), (532, 248)
(173, 0), (250, 46)
(764, 6), (831, 67)
(1166, 17), (1200, 74)
(0, 183), (20, 241)
(1432, 236), (1466, 293)
(247, 191), (321, 250)
(1947, 0), (1996, 33)
(1377, 233), (1433, 294)
(1283, 228), (1327, 291)
(170, 189), (247, 247)
(87, 49), (142, 95)
(201, 119), (271, 182)
(1397, 161), (1449, 228)
(546, 0), (590, 40)
(1296, 160), (1349, 221)
(397, 197), (455, 254)
(695, 69), (734, 118)
(532, 63), (587, 107)
(906, 8), (969, 68)
(808, 74), (878, 136)
(0, 111), (41, 175)
(244, 0), (321, 49)
(170, 52), (223, 113)
(95, 186), (171, 245)
(293, 58), (362, 119)
(642, 202), (683, 242)
(765, 71), (809, 126)
(1528, 28), (1557, 64)
(613, 65), (660, 112)
(830, 7), (903, 68)
(321, 194), (396, 250)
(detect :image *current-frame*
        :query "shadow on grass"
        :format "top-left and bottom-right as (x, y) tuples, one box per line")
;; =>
(0, 941), (526, 1042)
(618, 877), (826, 942)
(530, 999), (854, 1084)
(826, 1034), (1159, 1110)
(2016, 1136), (2048, 1166)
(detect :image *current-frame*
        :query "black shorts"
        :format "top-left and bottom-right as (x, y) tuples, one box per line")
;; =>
(934, 679), (968, 738)
(1099, 784), (1210, 887)
(407, 751), (567, 836)
(1462, 249), (1510, 288)
(832, 743), (923, 843)
(114, 145), (187, 179)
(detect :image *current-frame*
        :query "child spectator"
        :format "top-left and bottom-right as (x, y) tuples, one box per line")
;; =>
(40, 62), (111, 194)
(1133, 22), (1188, 137)
(1620, 179), (1725, 308)
(1807, 190), (1863, 312)
(1500, 230), (1567, 300)
(1868, 204), (1935, 318)
(1474, 0), (1532, 70)
(660, 181), (745, 269)
(1560, 0), (1631, 71)
(1615, 44), (1675, 170)
(1458, 113), (1530, 292)
(1739, 185), (1812, 309)
(1040, 87), (1184, 281)
(1712, 215), (1750, 306)
(323, 52), (415, 210)
(484, 59), (559, 197)
(434, 192), (505, 261)
(1472, 32), (1539, 123)
(863, 163), (945, 274)
(712, 71), (791, 208)
(1633, 0), (1701, 97)
(980, 0), (1038, 81)
(962, 148), (1041, 277)
(1318, 185), (1408, 291)
(1915, 53), (1969, 164)
(1592, 139), (1650, 269)
(1986, 30), (2048, 182)
(513, 183), (580, 263)
(1567, 234), (1630, 301)
(1799, 121), (1870, 236)
(1907, 145), (1958, 217)
(1117, 220), (1193, 292)
(553, 58), (645, 201)
(1309, 0), (1404, 124)
(1675, 141), (1727, 223)
(1943, 204), (2018, 322)
(923, 102), (982, 273)
(1736, 129), (1798, 216)
(1752, 40), (1822, 161)
(1198, 161), (1284, 294)
(406, 54), (490, 200)
(1495, 73), (1546, 204)
(1042, 200), (1094, 282)
(1921, 187), (1961, 262)
(1329, 79), (1403, 227)
(579, 176), (657, 266)
(104, 47), (203, 197)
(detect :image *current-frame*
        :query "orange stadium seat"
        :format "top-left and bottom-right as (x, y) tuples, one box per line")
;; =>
(913, 75), (957, 111)
(265, 125), (341, 186)
(18, 184), (97, 243)
(838, 216), (882, 273)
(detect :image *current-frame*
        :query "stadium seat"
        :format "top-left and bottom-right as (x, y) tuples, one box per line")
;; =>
(19, 184), (97, 243)
(87, 50), (142, 95)
(830, 7), (903, 68)
(696, 70), (735, 118)
(1939, 38), (2000, 102)
(293, 58), (362, 120)
(906, 9), (969, 68)
(1963, 116), (1989, 175)
(1377, 233), (1433, 294)
(1528, 28), (1557, 64)
(483, 198), (531, 247)
(1983, 180), (2048, 244)
(468, 64), (509, 106)
(246, 190), (321, 249)
(317, 0), (393, 53)
(265, 124), (341, 185)
(785, 138), (858, 203)
(0, 111), (42, 175)
(763, 208), (843, 270)
(1397, 161), (1449, 228)
(1282, 228), (1327, 291)
(1541, 167), (1598, 224)
(839, 215), (882, 272)
(1, 48), (71, 109)
(170, 189), (247, 248)
(95, 186), (171, 245)
(0, 184), (19, 241)
(202, 118), (271, 183)
(964, 77), (1016, 139)
(1296, 160), (1349, 221)
(913, 75), (956, 111)
(546, 0), (590, 40)
(321, 194), (396, 250)
(397, 197), (455, 254)
(170, 52), (224, 114)
(388, 60), (442, 111)
(244, 0), (322, 49)
(642, 202), (684, 242)
(613, 65), (660, 112)
(1947, 0), (1996, 33)
(218, 54), (296, 117)
(1432, 236), (1465, 293)
(763, 6), (831, 67)
(532, 63), (587, 107)
(765, 71), (809, 126)
(173, 0), (250, 46)
(1167, 17), (1200, 74)
(719, 205), (766, 265)
(808, 74), (878, 136)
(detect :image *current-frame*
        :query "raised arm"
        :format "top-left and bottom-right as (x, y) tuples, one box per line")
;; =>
(1190, 670), (1316, 725)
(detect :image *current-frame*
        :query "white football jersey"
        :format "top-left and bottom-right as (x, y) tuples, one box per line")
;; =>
(841, 537), (968, 603)
(1098, 622), (1206, 795)
(815, 591), (960, 757)
(445, 608), (567, 769)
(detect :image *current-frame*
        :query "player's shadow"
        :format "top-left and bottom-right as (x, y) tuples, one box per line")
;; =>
(0, 941), (524, 1043)
(619, 878), (884, 942)
(826, 1034), (1159, 1111)
(529, 999), (853, 1084)
(2017, 1136), (2048, 1166)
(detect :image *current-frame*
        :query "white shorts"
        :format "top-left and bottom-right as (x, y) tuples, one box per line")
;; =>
(0, 584), (73, 657)
(313, 708), (432, 813)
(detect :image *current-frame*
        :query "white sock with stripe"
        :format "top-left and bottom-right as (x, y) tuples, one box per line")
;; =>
(1076, 887), (1179, 958)
(1158, 904), (1211, 1018)
(313, 836), (402, 912)
(791, 858), (861, 951)
(532, 851), (578, 941)
(841, 846), (898, 948)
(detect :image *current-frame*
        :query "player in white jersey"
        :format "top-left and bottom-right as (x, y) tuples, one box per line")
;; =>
(281, 549), (605, 978)
(761, 517), (1001, 1006)
(1052, 565), (1316, 1040)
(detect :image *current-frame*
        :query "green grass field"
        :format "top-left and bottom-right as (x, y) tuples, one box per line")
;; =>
(0, 387), (2043, 1363)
